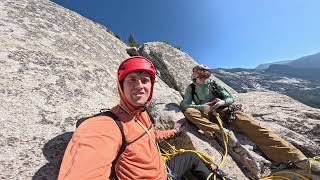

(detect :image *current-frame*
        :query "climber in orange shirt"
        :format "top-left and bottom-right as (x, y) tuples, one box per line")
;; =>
(58, 56), (226, 180)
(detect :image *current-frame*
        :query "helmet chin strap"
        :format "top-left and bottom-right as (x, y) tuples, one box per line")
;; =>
(141, 102), (149, 112)
(140, 106), (147, 112)
(135, 102), (148, 112)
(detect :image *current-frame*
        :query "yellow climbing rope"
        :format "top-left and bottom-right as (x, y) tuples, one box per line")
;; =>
(158, 112), (230, 180)
(212, 112), (320, 180)
(159, 141), (214, 165)
(212, 111), (229, 168)
(259, 171), (309, 180)
(136, 114), (229, 180)
(206, 173), (214, 180)
(259, 156), (320, 180)
(159, 141), (228, 180)
(307, 156), (320, 174)
(159, 112), (229, 168)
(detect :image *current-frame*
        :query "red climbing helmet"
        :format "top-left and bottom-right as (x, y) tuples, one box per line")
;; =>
(118, 56), (156, 82)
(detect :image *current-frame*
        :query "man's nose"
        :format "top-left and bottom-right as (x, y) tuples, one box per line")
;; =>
(135, 80), (144, 88)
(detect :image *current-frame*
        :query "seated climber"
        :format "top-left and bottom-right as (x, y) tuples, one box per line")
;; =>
(180, 65), (320, 175)
(58, 57), (227, 180)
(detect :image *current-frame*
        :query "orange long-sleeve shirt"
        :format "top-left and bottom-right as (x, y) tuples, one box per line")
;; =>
(58, 105), (176, 180)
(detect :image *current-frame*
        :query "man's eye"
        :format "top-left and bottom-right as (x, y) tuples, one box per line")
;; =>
(141, 78), (151, 84)
(128, 78), (136, 83)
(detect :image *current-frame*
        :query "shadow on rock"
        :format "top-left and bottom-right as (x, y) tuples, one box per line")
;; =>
(33, 132), (73, 180)
(164, 103), (182, 112)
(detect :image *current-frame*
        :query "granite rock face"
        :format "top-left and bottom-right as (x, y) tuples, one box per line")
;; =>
(139, 42), (237, 96)
(235, 91), (320, 156)
(0, 0), (128, 179)
(0, 0), (245, 179)
(1, 0), (319, 180)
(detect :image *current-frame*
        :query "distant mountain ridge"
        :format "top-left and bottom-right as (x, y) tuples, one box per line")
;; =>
(287, 52), (320, 68)
(255, 51), (320, 70)
(255, 60), (292, 70)
(214, 52), (320, 108)
(213, 68), (320, 108)
(266, 64), (320, 81)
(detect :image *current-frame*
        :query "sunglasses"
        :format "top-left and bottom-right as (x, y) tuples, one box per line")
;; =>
(196, 76), (207, 80)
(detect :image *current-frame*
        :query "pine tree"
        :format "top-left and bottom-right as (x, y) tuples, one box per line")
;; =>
(128, 34), (139, 48)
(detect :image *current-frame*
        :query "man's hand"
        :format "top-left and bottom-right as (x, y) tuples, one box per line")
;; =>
(211, 98), (225, 110)
(173, 119), (186, 133)
(203, 103), (211, 114)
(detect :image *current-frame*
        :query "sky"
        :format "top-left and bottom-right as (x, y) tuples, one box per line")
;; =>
(53, 0), (320, 69)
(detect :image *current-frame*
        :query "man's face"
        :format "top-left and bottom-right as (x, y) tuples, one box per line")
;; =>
(193, 71), (208, 85)
(123, 71), (152, 107)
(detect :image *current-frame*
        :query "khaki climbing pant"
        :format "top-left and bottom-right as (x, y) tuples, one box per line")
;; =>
(183, 107), (305, 163)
